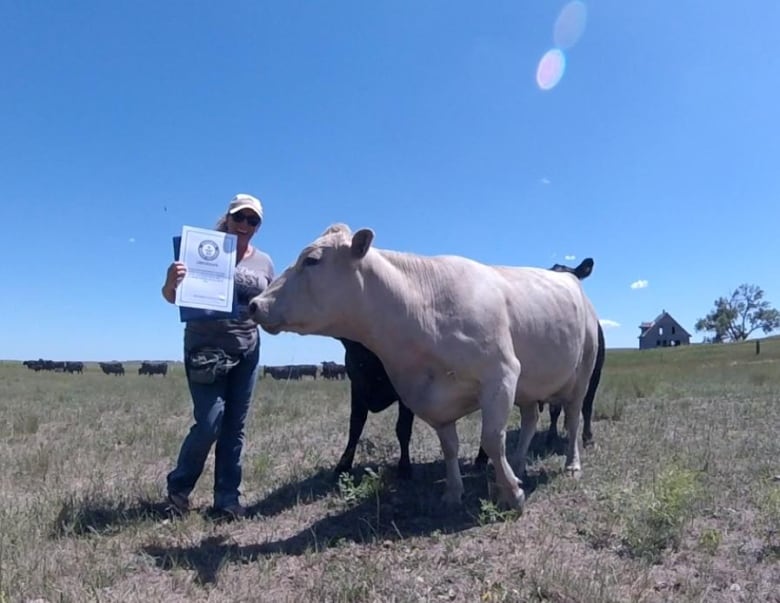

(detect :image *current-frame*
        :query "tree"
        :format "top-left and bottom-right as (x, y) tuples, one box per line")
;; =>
(695, 284), (780, 342)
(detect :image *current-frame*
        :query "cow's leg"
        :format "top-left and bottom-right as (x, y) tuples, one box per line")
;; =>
(479, 366), (525, 511)
(395, 402), (414, 479)
(580, 347), (603, 448)
(511, 402), (540, 491)
(334, 386), (369, 476)
(561, 379), (590, 475)
(581, 393), (594, 448)
(563, 401), (583, 475)
(547, 403), (562, 444)
(564, 383), (587, 474)
(435, 422), (463, 507)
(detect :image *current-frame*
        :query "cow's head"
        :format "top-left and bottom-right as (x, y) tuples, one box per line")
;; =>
(248, 223), (374, 336)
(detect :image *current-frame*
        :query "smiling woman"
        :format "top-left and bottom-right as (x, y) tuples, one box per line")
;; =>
(160, 193), (275, 520)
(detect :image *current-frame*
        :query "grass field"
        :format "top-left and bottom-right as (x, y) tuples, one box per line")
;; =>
(1, 339), (779, 602)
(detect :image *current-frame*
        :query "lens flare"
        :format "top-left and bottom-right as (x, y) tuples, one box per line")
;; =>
(554, 1), (588, 49)
(536, 48), (566, 90)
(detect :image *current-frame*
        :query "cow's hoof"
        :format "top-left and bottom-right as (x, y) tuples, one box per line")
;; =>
(565, 466), (582, 479)
(583, 435), (594, 448)
(397, 463), (413, 480)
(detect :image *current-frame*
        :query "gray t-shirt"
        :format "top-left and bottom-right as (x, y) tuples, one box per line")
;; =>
(184, 248), (275, 355)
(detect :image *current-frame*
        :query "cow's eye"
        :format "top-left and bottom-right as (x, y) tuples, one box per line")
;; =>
(303, 256), (320, 267)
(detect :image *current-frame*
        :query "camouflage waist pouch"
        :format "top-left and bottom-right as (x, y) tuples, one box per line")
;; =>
(186, 347), (241, 384)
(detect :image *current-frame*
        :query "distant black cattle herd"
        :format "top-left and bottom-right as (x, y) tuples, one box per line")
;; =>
(21, 358), (346, 380)
(23, 359), (85, 373)
(22, 359), (167, 376)
(261, 362), (347, 380)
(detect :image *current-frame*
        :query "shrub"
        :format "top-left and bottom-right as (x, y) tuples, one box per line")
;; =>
(621, 466), (702, 563)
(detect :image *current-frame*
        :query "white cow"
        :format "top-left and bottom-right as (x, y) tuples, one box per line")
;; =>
(249, 224), (600, 511)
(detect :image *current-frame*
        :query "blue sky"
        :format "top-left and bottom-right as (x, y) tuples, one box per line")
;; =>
(2, 1), (778, 364)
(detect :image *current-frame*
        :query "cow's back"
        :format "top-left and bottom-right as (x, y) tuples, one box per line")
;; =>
(357, 252), (597, 409)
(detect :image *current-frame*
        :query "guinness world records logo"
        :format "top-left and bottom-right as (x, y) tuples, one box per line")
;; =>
(198, 240), (220, 261)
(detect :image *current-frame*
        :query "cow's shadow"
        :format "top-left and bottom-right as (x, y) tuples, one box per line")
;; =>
(48, 428), (566, 543)
(244, 467), (341, 519)
(142, 430), (569, 584)
(245, 425), (563, 520)
(142, 463), (553, 585)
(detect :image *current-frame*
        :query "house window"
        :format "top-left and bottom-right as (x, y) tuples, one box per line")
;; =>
(672, 326), (676, 335)
(659, 327), (664, 335)
(657, 340), (661, 346)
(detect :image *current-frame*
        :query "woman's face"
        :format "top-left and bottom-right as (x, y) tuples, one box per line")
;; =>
(226, 210), (261, 242)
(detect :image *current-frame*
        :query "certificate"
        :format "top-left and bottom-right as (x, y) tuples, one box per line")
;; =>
(175, 225), (237, 313)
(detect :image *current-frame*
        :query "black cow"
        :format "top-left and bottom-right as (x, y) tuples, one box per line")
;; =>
(139, 361), (168, 376)
(322, 361), (347, 380)
(65, 361), (84, 374)
(295, 364), (318, 380)
(24, 359), (67, 372)
(334, 258), (605, 478)
(263, 364), (318, 380)
(334, 338), (415, 479)
(99, 361), (125, 375)
(263, 365), (298, 380)
(263, 365), (282, 379)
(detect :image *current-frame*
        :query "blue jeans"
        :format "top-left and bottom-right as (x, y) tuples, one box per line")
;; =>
(167, 344), (260, 508)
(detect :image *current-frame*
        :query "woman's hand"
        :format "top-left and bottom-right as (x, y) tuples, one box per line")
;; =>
(162, 261), (187, 303)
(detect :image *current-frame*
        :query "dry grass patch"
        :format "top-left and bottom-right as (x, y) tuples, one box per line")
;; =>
(1, 340), (779, 601)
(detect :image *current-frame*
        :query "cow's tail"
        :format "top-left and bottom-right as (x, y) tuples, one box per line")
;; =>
(580, 322), (605, 432)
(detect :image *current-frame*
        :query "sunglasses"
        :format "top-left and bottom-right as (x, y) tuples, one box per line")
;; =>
(230, 212), (261, 227)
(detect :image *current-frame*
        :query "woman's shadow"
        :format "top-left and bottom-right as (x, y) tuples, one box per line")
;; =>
(50, 498), (176, 539)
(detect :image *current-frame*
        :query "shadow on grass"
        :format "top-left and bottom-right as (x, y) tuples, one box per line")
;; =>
(142, 430), (566, 584)
(143, 464), (553, 584)
(51, 498), (175, 538)
(246, 426), (566, 520)
(246, 467), (341, 518)
(50, 428), (566, 543)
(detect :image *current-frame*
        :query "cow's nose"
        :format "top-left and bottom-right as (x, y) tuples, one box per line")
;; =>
(248, 301), (258, 315)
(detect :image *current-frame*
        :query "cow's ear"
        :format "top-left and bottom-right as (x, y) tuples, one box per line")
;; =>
(577, 258), (594, 279)
(351, 228), (374, 259)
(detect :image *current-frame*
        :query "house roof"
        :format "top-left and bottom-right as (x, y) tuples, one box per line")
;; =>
(637, 310), (692, 338)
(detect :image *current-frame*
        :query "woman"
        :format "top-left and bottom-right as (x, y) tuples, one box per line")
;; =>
(161, 193), (274, 519)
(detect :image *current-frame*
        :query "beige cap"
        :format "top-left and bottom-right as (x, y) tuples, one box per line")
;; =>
(227, 193), (263, 220)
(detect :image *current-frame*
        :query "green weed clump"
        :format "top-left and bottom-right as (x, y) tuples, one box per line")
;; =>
(621, 465), (703, 563)
(337, 467), (383, 508)
(476, 498), (521, 525)
(697, 528), (723, 555)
